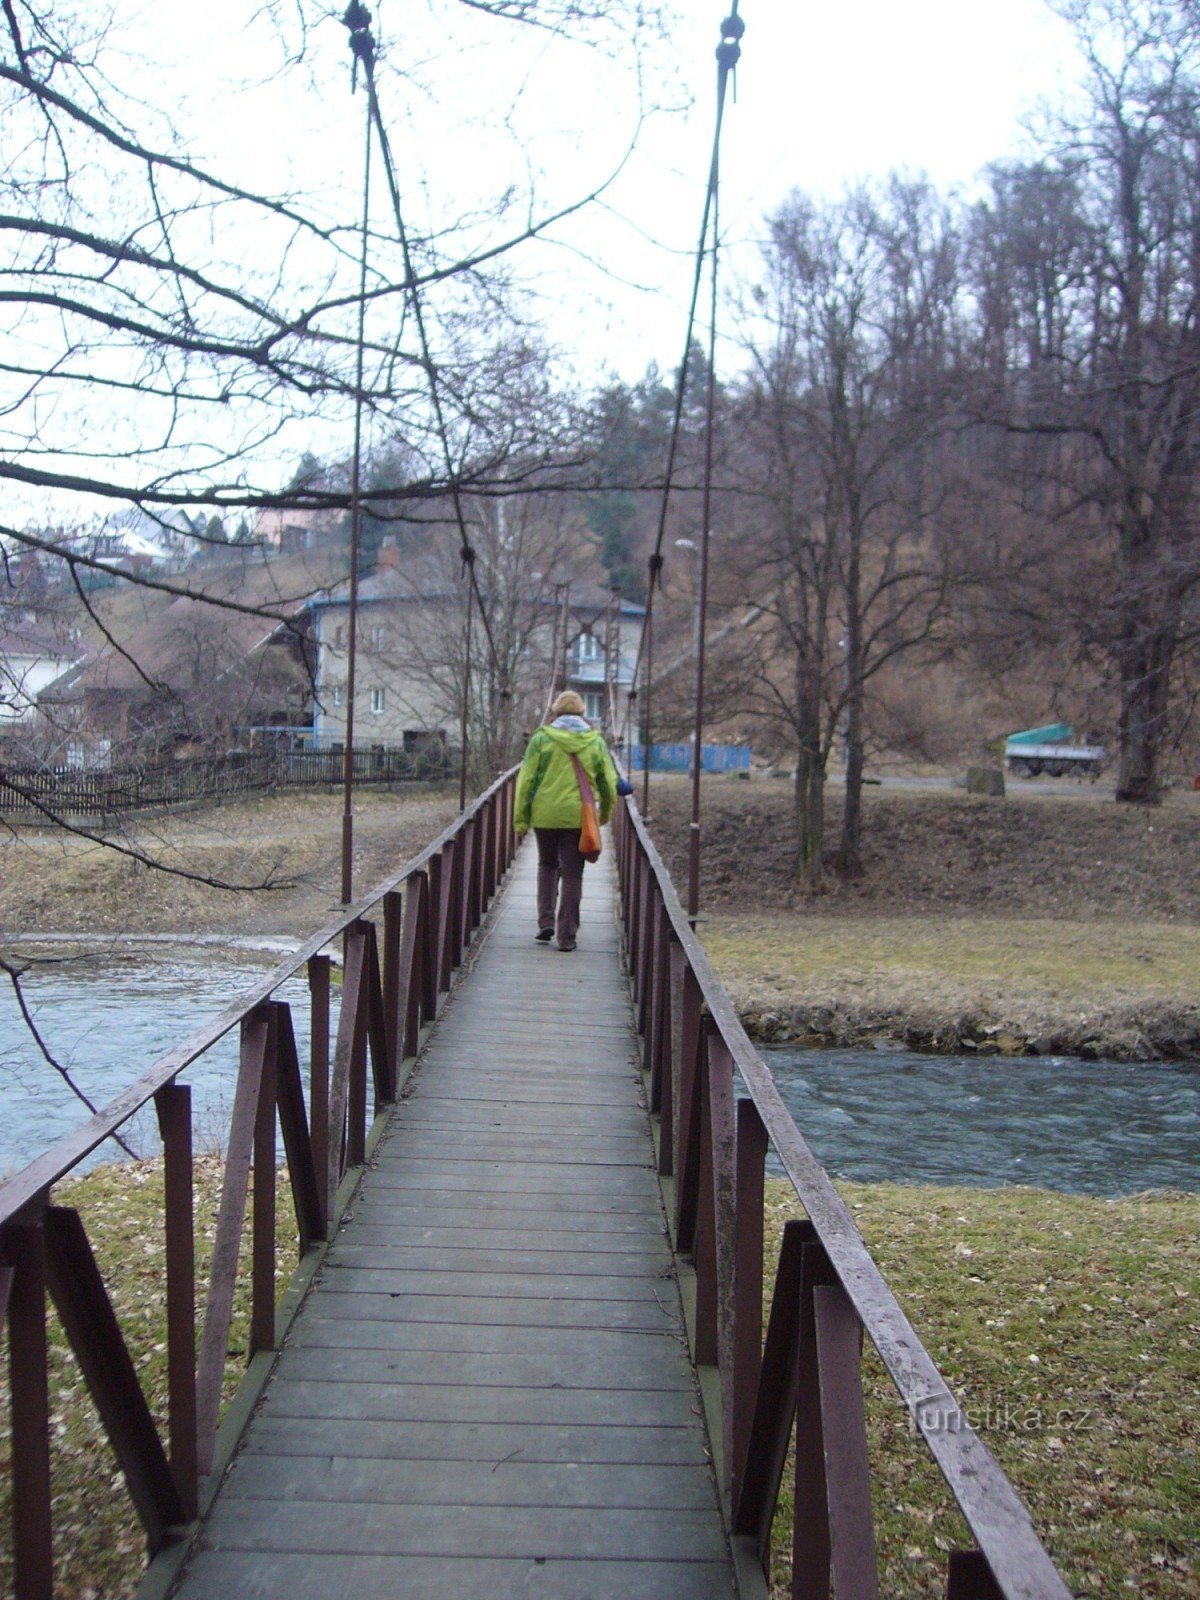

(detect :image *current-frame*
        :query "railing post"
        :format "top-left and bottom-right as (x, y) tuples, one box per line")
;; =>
(733, 1095), (768, 1515)
(155, 1082), (198, 1518)
(344, 925), (369, 1169)
(196, 1005), (270, 1474)
(307, 955), (331, 1238)
(734, 1218), (811, 1570)
(693, 1017), (719, 1369)
(708, 1033), (739, 1498)
(251, 1005), (279, 1355)
(271, 1003), (324, 1256)
(382, 890), (403, 1080)
(793, 1237), (837, 1599)
(448, 836), (466, 972)
(674, 963), (705, 1251)
(5, 1215), (53, 1600)
(435, 844), (455, 992)
(813, 1283), (879, 1598)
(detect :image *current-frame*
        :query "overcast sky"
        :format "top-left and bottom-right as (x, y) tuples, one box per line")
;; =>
(136, 0), (1082, 384)
(6, 1), (1087, 520)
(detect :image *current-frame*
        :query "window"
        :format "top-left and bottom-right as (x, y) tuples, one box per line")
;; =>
(333, 623), (345, 649)
(370, 624), (386, 652)
(332, 685), (344, 708)
(584, 692), (603, 722)
(571, 632), (602, 662)
(369, 687), (386, 714)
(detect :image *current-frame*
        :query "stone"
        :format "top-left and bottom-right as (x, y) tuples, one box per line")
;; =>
(966, 766), (1006, 797)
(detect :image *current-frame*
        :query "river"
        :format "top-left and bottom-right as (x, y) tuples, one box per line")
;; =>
(759, 1044), (1200, 1196)
(0, 951), (322, 1179)
(2, 957), (1197, 1195)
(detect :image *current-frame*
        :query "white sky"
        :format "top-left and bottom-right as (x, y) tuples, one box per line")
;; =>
(135, 0), (1082, 383)
(8, 0), (1086, 517)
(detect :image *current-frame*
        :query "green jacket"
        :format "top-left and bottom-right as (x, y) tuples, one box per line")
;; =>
(514, 722), (617, 832)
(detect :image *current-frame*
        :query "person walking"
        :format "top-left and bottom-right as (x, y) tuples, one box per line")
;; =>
(513, 691), (617, 952)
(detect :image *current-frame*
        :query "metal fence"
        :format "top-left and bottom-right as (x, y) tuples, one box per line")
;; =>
(630, 742), (752, 773)
(614, 793), (1073, 1600)
(0, 770), (517, 1600)
(0, 745), (454, 820)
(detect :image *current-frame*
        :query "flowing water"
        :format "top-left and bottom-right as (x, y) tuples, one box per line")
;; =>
(0, 951), (324, 1178)
(758, 1044), (1200, 1197)
(3, 957), (1198, 1197)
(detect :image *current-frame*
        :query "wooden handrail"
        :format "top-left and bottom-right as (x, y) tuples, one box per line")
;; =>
(614, 794), (1073, 1600)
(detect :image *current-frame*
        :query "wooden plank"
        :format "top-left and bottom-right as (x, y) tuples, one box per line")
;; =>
(276, 1346), (696, 1391)
(240, 1415), (710, 1465)
(314, 1266), (674, 1301)
(176, 1551), (735, 1600)
(331, 1224), (666, 1253)
(289, 1316), (689, 1357)
(259, 1378), (703, 1428)
(343, 1205), (665, 1236)
(224, 1455), (719, 1510)
(169, 843), (732, 1600)
(278, 1291), (680, 1332)
(201, 1498), (731, 1563)
(324, 1244), (669, 1276)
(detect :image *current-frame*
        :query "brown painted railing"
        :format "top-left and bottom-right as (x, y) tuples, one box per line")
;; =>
(614, 795), (1074, 1600)
(0, 769), (517, 1600)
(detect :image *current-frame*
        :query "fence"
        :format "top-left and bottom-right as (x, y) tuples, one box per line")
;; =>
(614, 793), (1073, 1600)
(0, 770), (517, 1600)
(0, 744), (454, 820)
(630, 742), (751, 773)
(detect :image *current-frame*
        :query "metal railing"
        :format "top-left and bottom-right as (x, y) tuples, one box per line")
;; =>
(0, 769), (517, 1600)
(614, 795), (1073, 1600)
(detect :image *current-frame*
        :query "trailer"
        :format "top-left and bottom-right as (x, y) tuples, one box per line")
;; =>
(1004, 722), (1106, 778)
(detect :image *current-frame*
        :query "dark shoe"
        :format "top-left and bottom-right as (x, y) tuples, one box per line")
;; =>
(535, 928), (554, 942)
(557, 938), (577, 952)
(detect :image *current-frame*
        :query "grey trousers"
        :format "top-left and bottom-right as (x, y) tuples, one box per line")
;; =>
(534, 827), (586, 944)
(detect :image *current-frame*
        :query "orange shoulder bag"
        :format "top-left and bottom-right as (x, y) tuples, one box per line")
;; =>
(569, 754), (602, 862)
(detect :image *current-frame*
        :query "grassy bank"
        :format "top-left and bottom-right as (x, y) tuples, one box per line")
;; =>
(1, 1162), (1194, 1596)
(762, 1179), (1199, 1597)
(641, 779), (1200, 1058)
(0, 1157), (292, 1600)
(707, 914), (1200, 1058)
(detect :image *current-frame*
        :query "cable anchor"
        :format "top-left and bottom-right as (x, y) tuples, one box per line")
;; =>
(343, 2), (376, 91)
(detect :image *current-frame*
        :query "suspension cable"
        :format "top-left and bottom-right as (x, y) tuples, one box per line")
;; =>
(339, 5), (375, 904)
(347, 5), (511, 796)
(619, 5), (744, 823)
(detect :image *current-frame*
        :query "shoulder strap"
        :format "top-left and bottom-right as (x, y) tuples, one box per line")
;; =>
(569, 752), (596, 806)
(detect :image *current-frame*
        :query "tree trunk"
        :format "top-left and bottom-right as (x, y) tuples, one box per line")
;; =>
(1115, 619), (1174, 804)
(793, 744), (826, 887)
(836, 719), (865, 879)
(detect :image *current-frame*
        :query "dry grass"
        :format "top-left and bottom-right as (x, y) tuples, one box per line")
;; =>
(763, 1179), (1199, 1597)
(0, 1157), (294, 1600)
(705, 913), (1200, 1057)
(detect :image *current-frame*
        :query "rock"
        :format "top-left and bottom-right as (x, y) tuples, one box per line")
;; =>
(966, 766), (1006, 797)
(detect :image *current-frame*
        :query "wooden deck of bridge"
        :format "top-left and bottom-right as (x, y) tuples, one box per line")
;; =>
(171, 841), (736, 1600)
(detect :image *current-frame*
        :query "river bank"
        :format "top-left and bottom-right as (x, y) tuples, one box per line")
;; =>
(643, 779), (1200, 1061)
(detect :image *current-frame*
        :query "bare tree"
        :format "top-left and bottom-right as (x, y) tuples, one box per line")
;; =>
(969, 0), (1200, 801)
(733, 181), (960, 883)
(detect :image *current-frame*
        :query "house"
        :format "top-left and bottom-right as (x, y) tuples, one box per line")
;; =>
(307, 552), (645, 751)
(557, 580), (644, 728)
(0, 613), (83, 730)
(39, 590), (315, 763)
